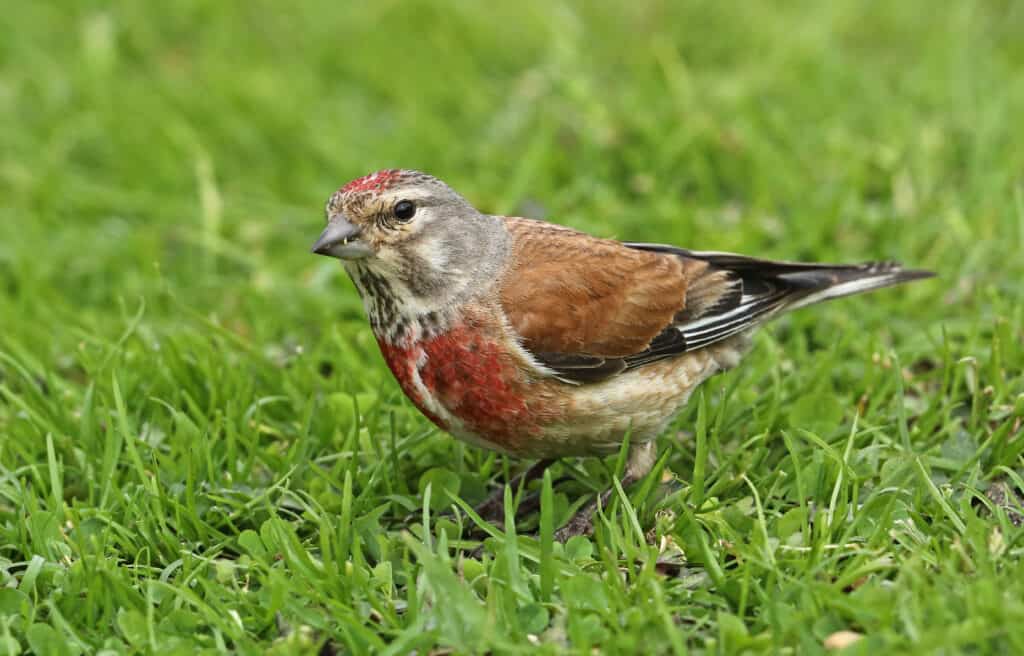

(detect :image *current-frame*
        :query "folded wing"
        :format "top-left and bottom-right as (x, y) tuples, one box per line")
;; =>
(498, 218), (932, 384)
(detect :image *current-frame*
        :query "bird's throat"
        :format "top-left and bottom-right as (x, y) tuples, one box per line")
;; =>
(346, 263), (455, 345)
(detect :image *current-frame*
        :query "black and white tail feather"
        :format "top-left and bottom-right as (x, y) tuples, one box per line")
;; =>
(639, 245), (934, 353)
(537, 243), (933, 384)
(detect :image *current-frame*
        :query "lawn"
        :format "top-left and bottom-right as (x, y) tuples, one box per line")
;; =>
(1, 1), (1023, 654)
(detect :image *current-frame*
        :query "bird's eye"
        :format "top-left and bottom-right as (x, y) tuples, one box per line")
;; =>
(393, 200), (416, 222)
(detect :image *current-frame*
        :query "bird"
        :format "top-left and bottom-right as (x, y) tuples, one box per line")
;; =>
(311, 168), (932, 539)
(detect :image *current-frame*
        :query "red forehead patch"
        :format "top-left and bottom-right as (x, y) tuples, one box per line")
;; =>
(341, 169), (402, 194)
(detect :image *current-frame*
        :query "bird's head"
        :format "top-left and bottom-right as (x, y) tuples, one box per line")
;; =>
(312, 169), (508, 318)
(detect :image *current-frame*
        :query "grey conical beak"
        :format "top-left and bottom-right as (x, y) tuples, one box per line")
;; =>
(311, 216), (372, 260)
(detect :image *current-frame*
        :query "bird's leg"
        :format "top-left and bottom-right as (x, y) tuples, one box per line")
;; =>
(474, 458), (555, 522)
(554, 441), (657, 542)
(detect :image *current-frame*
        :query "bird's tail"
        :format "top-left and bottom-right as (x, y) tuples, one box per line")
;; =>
(764, 259), (934, 311)
(627, 243), (933, 352)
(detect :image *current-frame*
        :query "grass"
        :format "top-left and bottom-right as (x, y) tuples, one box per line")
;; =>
(1, 1), (1023, 653)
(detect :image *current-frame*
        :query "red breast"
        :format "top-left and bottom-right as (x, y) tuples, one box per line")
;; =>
(374, 307), (567, 455)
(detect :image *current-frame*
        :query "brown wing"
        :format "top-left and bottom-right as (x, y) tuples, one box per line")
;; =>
(498, 217), (709, 358)
(497, 218), (932, 384)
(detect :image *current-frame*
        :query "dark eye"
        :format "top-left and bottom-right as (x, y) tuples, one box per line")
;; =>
(393, 200), (416, 222)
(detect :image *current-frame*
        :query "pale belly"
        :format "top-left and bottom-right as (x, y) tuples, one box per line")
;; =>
(516, 336), (752, 458)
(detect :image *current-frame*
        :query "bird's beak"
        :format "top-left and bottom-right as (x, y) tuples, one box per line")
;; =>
(311, 215), (373, 260)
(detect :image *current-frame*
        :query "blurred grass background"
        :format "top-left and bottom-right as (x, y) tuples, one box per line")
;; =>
(1, 1), (1023, 654)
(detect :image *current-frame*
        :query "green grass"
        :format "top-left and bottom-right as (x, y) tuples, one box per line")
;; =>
(2, 1), (1023, 653)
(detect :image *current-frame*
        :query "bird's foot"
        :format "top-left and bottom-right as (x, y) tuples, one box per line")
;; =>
(554, 505), (596, 542)
(471, 458), (554, 523)
(472, 489), (507, 523)
(553, 487), (616, 542)
(552, 441), (657, 541)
